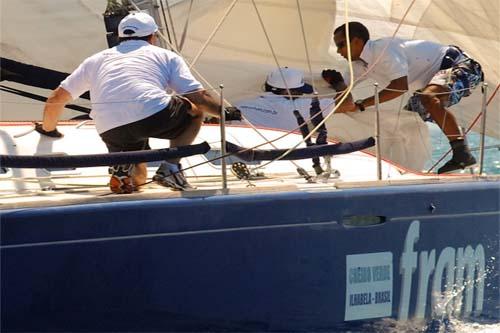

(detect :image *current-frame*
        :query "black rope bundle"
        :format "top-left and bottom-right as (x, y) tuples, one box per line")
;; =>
(0, 142), (210, 168)
(226, 137), (375, 162)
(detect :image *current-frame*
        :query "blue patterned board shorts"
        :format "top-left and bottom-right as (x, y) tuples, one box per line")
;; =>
(405, 47), (483, 122)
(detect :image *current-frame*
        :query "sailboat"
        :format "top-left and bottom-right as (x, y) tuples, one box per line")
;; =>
(1, 0), (499, 331)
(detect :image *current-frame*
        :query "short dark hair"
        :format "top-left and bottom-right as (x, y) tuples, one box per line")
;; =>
(264, 82), (302, 96)
(334, 22), (370, 43)
(118, 32), (153, 43)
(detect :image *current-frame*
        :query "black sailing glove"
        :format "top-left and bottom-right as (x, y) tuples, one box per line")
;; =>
(224, 107), (242, 121)
(321, 69), (345, 89)
(34, 122), (63, 138)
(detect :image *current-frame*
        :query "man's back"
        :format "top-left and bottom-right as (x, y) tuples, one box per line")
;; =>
(349, 37), (449, 91)
(61, 40), (202, 133)
(236, 93), (335, 131)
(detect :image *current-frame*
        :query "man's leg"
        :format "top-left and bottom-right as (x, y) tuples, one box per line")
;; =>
(133, 163), (148, 186)
(153, 103), (204, 190)
(420, 85), (461, 141)
(168, 103), (204, 164)
(420, 85), (476, 173)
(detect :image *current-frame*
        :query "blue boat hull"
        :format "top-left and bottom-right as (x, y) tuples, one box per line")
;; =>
(1, 181), (499, 331)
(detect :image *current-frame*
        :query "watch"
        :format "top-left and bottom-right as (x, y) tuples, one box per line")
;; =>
(354, 99), (365, 112)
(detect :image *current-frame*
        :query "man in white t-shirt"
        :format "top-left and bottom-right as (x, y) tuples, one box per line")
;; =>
(235, 67), (335, 175)
(38, 12), (224, 193)
(323, 22), (483, 173)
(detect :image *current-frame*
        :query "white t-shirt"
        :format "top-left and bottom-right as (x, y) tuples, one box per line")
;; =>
(344, 38), (448, 92)
(235, 93), (335, 132)
(60, 40), (203, 133)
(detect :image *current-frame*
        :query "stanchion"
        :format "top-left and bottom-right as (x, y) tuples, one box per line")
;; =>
(374, 83), (382, 180)
(479, 82), (488, 175)
(219, 84), (228, 189)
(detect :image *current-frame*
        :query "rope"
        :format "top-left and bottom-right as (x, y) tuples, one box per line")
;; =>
(250, 0), (297, 106)
(252, 0), (356, 171)
(351, 0), (418, 86)
(296, 0), (315, 93)
(159, 0), (173, 46)
(164, 0), (179, 50)
(3, 0), (494, 178)
(189, 0), (239, 69)
(178, 0), (194, 51)
(240, 115), (307, 174)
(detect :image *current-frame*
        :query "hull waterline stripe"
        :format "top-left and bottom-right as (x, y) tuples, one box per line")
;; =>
(0, 220), (339, 250)
(391, 210), (499, 221)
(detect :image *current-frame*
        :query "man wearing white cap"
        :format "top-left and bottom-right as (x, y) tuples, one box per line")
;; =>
(38, 12), (225, 193)
(236, 67), (334, 132)
(235, 67), (336, 175)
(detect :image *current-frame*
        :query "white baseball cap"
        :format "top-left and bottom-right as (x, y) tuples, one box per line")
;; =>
(266, 67), (313, 93)
(118, 12), (159, 38)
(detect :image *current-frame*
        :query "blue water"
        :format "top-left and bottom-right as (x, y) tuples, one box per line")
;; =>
(426, 123), (500, 174)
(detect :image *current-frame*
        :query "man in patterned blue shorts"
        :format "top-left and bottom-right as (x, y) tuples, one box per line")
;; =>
(322, 22), (483, 173)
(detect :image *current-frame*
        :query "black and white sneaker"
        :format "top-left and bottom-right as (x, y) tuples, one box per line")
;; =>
(108, 164), (135, 194)
(153, 162), (194, 191)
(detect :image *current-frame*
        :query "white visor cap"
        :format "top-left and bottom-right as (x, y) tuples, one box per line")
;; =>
(118, 12), (159, 38)
(266, 67), (312, 93)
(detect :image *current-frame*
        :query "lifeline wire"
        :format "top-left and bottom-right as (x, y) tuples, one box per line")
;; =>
(4, 0), (492, 178)
(252, 0), (357, 171)
(250, 0), (421, 170)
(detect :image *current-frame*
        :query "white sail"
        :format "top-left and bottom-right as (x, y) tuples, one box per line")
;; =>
(1, 0), (498, 171)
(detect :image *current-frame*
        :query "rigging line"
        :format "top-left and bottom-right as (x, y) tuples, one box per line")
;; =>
(134, 2), (231, 107)
(295, 0), (315, 93)
(178, 0), (194, 51)
(104, 2), (352, 177)
(351, 0), (417, 86)
(0, 85), (91, 114)
(225, 0), (419, 171)
(159, 0), (173, 46)
(188, 0), (239, 69)
(250, 0), (297, 108)
(252, 0), (357, 172)
(120, 1), (392, 173)
(239, 115), (307, 173)
(427, 83), (500, 173)
(164, 0), (180, 49)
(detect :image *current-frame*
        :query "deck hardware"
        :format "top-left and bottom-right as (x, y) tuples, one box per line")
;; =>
(429, 203), (436, 213)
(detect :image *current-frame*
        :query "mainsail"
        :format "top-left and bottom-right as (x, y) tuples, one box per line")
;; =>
(1, 0), (498, 171)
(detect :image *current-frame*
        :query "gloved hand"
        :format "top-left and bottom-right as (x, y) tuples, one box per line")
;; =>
(224, 106), (242, 121)
(321, 69), (344, 88)
(34, 122), (63, 138)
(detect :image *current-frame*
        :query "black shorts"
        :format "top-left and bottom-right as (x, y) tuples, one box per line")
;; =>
(100, 95), (193, 152)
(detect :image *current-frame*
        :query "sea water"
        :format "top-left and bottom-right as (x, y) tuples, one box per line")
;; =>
(425, 123), (500, 174)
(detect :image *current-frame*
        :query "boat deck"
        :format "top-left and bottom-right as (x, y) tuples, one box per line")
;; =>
(2, 172), (497, 210)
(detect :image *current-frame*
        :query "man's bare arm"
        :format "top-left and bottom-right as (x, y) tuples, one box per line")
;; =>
(334, 76), (408, 113)
(42, 87), (73, 131)
(361, 76), (408, 108)
(184, 90), (221, 118)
